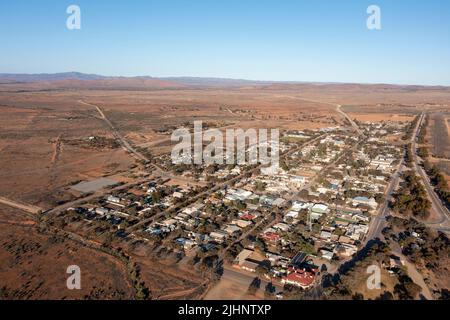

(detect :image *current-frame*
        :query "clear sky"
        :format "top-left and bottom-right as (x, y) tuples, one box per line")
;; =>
(1, 0), (449, 85)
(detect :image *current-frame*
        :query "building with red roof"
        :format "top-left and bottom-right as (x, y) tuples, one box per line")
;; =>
(261, 232), (281, 243)
(281, 269), (316, 289)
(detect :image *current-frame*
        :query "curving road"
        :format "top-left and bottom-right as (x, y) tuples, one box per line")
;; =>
(412, 113), (450, 230)
(336, 104), (365, 137)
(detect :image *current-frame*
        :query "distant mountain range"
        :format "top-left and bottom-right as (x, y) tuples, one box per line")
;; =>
(0, 72), (273, 88)
(0, 72), (448, 89)
(0, 72), (107, 83)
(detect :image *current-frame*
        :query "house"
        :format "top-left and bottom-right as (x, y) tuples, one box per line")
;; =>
(261, 231), (281, 243)
(240, 213), (257, 221)
(232, 219), (253, 229)
(290, 252), (308, 267)
(272, 198), (286, 208)
(370, 157), (394, 170)
(183, 239), (196, 250)
(226, 189), (253, 201)
(289, 175), (307, 186)
(235, 249), (254, 265)
(320, 249), (334, 261)
(157, 218), (178, 232)
(285, 211), (299, 221)
(338, 235), (354, 245)
(95, 207), (109, 216)
(234, 248), (266, 273)
(173, 192), (184, 199)
(273, 223), (290, 232)
(352, 213), (370, 222)
(223, 224), (242, 236)
(320, 231), (332, 241)
(282, 270), (316, 289)
(107, 195), (121, 204)
(334, 243), (358, 257)
(259, 195), (276, 207)
(311, 203), (329, 219)
(346, 224), (369, 240)
(291, 201), (309, 212)
(210, 231), (228, 243)
(241, 260), (259, 273)
(312, 203), (329, 214)
(352, 196), (378, 209)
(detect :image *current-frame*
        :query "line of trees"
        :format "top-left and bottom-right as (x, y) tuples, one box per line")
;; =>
(391, 171), (431, 219)
(423, 161), (450, 209)
(403, 115), (420, 141)
(405, 143), (413, 167)
(417, 115), (429, 144)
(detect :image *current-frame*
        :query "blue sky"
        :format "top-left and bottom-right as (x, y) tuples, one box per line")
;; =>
(1, 0), (449, 85)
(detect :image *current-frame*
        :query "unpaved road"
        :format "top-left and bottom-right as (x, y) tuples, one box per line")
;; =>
(0, 196), (42, 214)
(79, 100), (149, 163)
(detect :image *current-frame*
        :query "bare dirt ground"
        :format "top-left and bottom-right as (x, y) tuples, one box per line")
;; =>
(0, 204), (134, 300)
(204, 269), (266, 300)
(0, 101), (133, 209)
(348, 113), (414, 123)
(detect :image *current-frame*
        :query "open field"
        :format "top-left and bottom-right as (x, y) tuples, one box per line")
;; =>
(0, 86), (344, 209)
(0, 101), (133, 209)
(348, 113), (414, 123)
(429, 113), (450, 159)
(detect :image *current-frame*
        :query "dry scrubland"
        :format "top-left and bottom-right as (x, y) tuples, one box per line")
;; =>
(0, 87), (346, 208)
(0, 203), (206, 300)
(0, 204), (134, 300)
(1, 81), (450, 300)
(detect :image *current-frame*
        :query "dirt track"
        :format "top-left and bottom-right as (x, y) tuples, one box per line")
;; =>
(0, 196), (42, 214)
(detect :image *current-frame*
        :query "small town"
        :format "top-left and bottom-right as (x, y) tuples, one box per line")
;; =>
(54, 118), (411, 296)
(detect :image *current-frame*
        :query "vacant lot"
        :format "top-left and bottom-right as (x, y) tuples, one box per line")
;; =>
(204, 267), (282, 300)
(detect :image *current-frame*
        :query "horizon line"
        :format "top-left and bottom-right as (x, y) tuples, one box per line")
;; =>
(1, 71), (449, 88)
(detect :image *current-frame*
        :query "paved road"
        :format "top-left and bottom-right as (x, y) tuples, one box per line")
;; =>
(336, 104), (365, 137)
(364, 165), (402, 244)
(361, 113), (438, 300)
